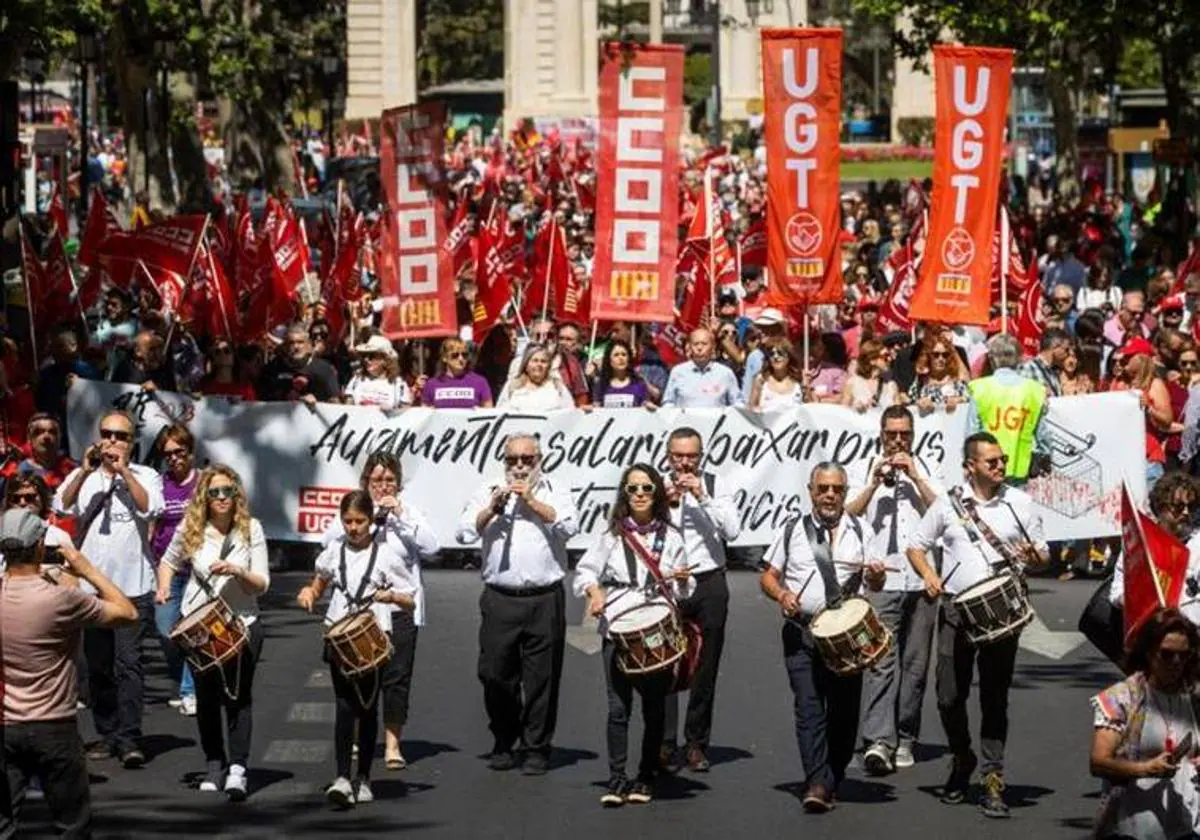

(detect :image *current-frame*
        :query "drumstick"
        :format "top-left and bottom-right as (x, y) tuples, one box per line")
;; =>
(941, 561), (961, 589)
(834, 561), (902, 573)
(604, 587), (633, 606)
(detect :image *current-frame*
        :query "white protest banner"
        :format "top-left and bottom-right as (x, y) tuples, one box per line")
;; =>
(67, 383), (1144, 548)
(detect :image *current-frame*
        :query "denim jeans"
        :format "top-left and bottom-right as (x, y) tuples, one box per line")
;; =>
(153, 574), (195, 698)
(1, 718), (92, 839)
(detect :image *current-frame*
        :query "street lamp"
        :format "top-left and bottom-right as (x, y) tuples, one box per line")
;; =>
(78, 28), (99, 227)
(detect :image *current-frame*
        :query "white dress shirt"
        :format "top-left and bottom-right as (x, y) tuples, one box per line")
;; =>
(313, 538), (417, 634)
(55, 464), (165, 597)
(849, 455), (942, 592)
(456, 476), (579, 589)
(322, 499), (438, 626)
(666, 473), (741, 573)
(573, 527), (695, 637)
(765, 513), (875, 620)
(161, 519), (270, 625)
(908, 483), (1046, 596)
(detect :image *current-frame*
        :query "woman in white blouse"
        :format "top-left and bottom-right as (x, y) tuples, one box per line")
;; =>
(344, 334), (412, 410)
(574, 463), (693, 808)
(322, 452), (438, 771)
(155, 465), (270, 801)
(298, 491), (416, 810)
(496, 344), (575, 411)
(750, 337), (805, 411)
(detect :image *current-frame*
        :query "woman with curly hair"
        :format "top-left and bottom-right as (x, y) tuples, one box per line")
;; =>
(155, 465), (270, 801)
(907, 331), (969, 413)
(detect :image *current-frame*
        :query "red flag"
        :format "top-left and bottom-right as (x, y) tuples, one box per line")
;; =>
(138, 259), (188, 322)
(739, 218), (767, 268)
(41, 233), (79, 326)
(47, 183), (69, 241)
(990, 205), (1031, 304)
(877, 210), (928, 334)
(77, 187), (119, 273)
(686, 169), (738, 288)
(1176, 238), (1200, 294)
(195, 240), (238, 341)
(261, 198), (307, 328)
(676, 245), (711, 334)
(592, 42), (684, 323)
(523, 217), (569, 322)
(19, 225), (49, 331)
(95, 215), (207, 292)
(1122, 483), (1191, 647)
(444, 200), (474, 276)
(1013, 252), (1044, 356)
(472, 202), (515, 340)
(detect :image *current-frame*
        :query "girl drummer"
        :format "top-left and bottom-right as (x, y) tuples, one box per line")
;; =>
(298, 490), (416, 809)
(155, 465), (270, 801)
(321, 452), (437, 771)
(574, 463), (693, 808)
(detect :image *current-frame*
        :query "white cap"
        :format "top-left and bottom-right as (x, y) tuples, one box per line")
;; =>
(753, 307), (785, 326)
(353, 335), (397, 358)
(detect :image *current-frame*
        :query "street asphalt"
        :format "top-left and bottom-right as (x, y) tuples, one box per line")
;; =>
(14, 569), (1115, 839)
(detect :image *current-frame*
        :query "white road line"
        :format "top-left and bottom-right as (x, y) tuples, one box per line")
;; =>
(261, 739), (332, 764)
(1019, 610), (1087, 660)
(566, 613), (602, 655)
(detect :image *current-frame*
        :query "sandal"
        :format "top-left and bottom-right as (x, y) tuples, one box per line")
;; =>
(386, 754), (407, 771)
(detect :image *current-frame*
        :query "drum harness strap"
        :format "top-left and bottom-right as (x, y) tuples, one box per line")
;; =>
(780, 514), (863, 628)
(619, 526), (670, 605)
(947, 487), (1031, 583)
(192, 530), (245, 702)
(338, 541), (384, 709)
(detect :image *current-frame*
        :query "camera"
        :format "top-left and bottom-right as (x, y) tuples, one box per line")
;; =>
(43, 546), (65, 565)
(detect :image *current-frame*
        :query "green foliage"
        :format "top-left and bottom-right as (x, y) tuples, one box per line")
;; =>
(1117, 37), (1161, 89)
(683, 50), (711, 107)
(896, 116), (934, 147)
(416, 0), (503, 89)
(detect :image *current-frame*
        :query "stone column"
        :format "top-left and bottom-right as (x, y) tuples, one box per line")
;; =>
(889, 13), (934, 143)
(719, 0), (799, 122)
(504, 0), (598, 126)
(346, 0), (417, 120)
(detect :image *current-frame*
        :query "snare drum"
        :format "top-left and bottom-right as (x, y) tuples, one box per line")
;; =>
(170, 599), (247, 674)
(325, 610), (393, 677)
(608, 600), (687, 677)
(953, 574), (1033, 645)
(809, 596), (893, 675)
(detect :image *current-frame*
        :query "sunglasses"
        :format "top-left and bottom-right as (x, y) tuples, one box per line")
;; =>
(100, 428), (133, 443)
(162, 447), (190, 460)
(504, 454), (538, 467)
(1157, 648), (1190, 663)
(1053, 297), (1073, 304)
(976, 455), (1009, 468)
(1180, 360), (1198, 369)
(207, 486), (238, 501)
(448, 351), (469, 360)
(883, 430), (913, 440)
(10, 493), (41, 506)
(624, 483), (655, 496)
(769, 350), (790, 360)
(1163, 500), (1196, 514)
(813, 483), (847, 495)
(930, 351), (951, 359)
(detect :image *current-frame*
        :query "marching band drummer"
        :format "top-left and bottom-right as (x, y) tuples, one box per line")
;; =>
(155, 465), (270, 802)
(575, 464), (694, 808)
(322, 452), (438, 771)
(298, 491), (416, 810)
(760, 462), (884, 814)
(907, 432), (1048, 820)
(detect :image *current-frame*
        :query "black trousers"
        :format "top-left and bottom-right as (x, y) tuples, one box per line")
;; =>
(936, 598), (1019, 776)
(0, 718), (91, 839)
(665, 568), (729, 749)
(330, 660), (384, 781)
(381, 612), (419, 729)
(602, 641), (671, 780)
(84, 593), (154, 754)
(782, 621), (862, 792)
(477, 584), (565, 756)
(194, 620), (264, 768)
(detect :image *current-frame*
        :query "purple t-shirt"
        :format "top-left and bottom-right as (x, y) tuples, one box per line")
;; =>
(598, 379), (648, 408)
(421, 372), (493, 408)
(151, 471), (198, 561)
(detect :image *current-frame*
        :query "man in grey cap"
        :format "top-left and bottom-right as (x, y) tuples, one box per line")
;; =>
(0, 509), (137, 839)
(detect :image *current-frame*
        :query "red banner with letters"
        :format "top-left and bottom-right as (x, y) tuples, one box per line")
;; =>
(911, 45), (1013, 325)
(761, 28), (843, 307)
(592, 42), (683, 323)
(378, 102), (458, 338)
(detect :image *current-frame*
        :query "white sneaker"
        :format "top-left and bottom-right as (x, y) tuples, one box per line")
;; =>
(224, 765), (248, 801)
(355, 779), (374, 803)
(326, 776), (355, 809)
(863, 742), (895, 776)
(167, 697), (184, 709)
(199, 763), (224, 792)
(179, 696), (197, 717)
(894, 744), (915, 769)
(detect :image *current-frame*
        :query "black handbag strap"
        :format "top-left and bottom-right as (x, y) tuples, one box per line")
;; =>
(339, 541), (380, 608)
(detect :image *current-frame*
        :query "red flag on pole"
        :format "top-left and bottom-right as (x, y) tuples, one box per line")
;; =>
(48, 183), (69, 241)
(472, 202), (515, 340)
(444, 200), (474, 277)
(686, 169), (738, 289)
(95, 215), (208, 292)
(739, 218), (767, 268)
(523, 216), (569, 323)
(1013, 253), (1044, 356)
(1122, 482), (1191, 647)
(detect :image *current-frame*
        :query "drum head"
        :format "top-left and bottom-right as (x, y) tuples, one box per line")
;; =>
(610, 602), (672, 633)
(172, 600), (220, 635)
(812, 597), (870, 636)
(954, 575), (1011, 602)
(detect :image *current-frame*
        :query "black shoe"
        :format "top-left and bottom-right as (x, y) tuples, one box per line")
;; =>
(522, 752), (549, 776)
(85, 742), (114, 761)
(658, 744), (683, 775)
(685, 744), (711, 772)
(625, 778), (653, 804)
(120, 748), (146, 769)
(940, 751), (977, 804)
(979, 772), (1011, 818)
(488, 750), (516, 771)
(600, 775), (628, 807)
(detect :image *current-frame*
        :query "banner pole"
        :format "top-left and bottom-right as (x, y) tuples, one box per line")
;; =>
(802, 306), (810, 380)
(540, 218), (554, 321)
(630, 323), (637, 354)
(588, 319), (600, 358)
(19, 221), (39, 366)
(706, 167), (716, 321)
(1000, 205), (1010, 334)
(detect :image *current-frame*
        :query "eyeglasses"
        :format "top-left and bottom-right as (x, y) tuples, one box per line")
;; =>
(504, 454), (538, 467)
(531, 332), (552, 341)
(976, 455), (1009, 468)
(1180, 360), (1198, 369)
(207, 486), (238, 501)
(930, 351), (951, 359)
(310, 331), (329, 341)
(883, 430), (913, 440)
(624, 483), (655, 496)
(813, 483), (847, 495)
(162, 447), (190, 460)
(448, 351), (469, 360)
(1157, 648), (1190, 663)
(100, 428), (133, 443)
(10, 493), (41, 507)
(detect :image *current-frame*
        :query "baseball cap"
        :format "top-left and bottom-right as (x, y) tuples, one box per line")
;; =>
(0, 509), (48, 552)
(1116, 336), (1155, 359)
(753, 307), (786, 326)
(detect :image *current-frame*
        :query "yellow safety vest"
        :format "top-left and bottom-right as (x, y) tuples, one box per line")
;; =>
(968, 375), (1047, 479)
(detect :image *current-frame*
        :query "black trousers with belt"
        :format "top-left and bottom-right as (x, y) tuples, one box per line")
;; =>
(477, 583), (565, 757)
(664, 568), (729, 750)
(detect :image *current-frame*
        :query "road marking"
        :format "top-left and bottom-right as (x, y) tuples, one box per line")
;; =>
(1019, 610), (1087, 660)
(306, 669), (330, 688)
(287, 702), (336, 724)
(262, 739), (332, 764)
(566, 613), (602, 655)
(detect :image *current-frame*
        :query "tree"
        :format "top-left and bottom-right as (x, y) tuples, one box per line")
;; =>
(416, 0), (504, 90)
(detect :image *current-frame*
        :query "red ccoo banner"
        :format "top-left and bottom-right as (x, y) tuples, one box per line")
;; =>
(592, 42), (684, 323)
(910, 45), (1013, 326)
(378, 102), (458, 338)
(761, 28), (844, 307)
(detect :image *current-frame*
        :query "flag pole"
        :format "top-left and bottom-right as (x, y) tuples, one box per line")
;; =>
(1000, 206), (1010, 334)
(588, 319), (599, 359)
(18, 220), (39, 365)
(205, 233), (234, 340)
(706, 167), (716, 321)
(540, 218), (554, 321)
(802, 304), (810, 381)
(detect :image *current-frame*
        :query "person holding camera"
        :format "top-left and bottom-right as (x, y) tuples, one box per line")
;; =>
(55, 409), (164, 769)
(2, 476), (71, 571)
(0, 508), (138, 839)
(846, 406), (941, 776)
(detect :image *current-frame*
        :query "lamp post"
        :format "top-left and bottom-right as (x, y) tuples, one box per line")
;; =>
(78, 29), (99, 227)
